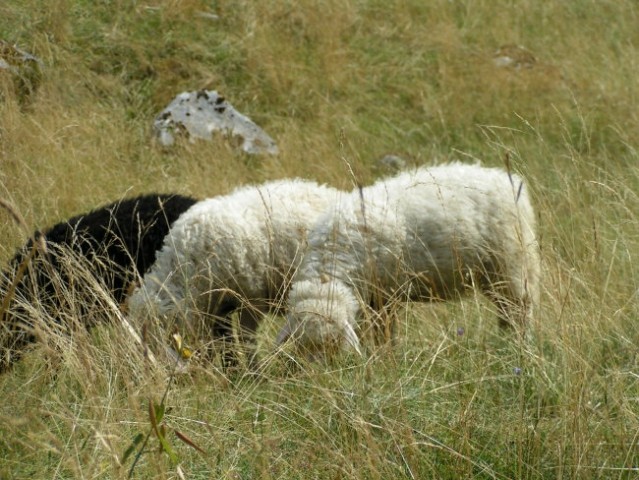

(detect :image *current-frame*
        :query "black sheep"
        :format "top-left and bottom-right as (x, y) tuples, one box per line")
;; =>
(0, 193), (198, 370)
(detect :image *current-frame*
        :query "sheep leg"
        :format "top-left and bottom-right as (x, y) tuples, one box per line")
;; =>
(210, 315), (238, 370)
(483, 277), (531, 335)
(211, 307), (260, 370)
(237, 307), (260, 369)
(368, 295), (397, 346)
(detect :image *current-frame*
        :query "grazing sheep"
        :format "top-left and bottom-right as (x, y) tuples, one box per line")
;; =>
(0, 193), (198, 370)
(276, 162), (540, 356)
(127, 179), (342, 368)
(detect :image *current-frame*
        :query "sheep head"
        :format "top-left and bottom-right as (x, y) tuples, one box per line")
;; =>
(277, 279), (362, 357)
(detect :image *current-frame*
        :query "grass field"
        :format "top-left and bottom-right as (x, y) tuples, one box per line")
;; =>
(1, 1), (639, 478)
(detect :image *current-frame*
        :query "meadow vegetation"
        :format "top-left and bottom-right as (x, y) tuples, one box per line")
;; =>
(1, 0), (639, 478)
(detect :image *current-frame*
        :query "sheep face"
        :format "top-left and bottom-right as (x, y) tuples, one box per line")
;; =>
(276, 279), (362, 357)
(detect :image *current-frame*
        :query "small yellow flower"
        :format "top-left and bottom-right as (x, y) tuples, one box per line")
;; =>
(171, 333), (193, 360)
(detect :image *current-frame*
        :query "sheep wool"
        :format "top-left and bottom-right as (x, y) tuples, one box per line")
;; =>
(277, 162), (541, 355)
(127, 179), (343, 364)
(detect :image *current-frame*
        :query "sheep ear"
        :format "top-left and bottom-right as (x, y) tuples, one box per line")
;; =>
(276, 322), (293, 345)
(343, 322), (362, 356)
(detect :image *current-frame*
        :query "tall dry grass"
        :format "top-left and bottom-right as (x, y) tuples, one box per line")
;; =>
(1, 0), (639, 478)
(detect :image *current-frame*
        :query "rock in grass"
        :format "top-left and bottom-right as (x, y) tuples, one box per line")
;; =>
(154, 90), (279, 155)
(0, 40), (42, 106)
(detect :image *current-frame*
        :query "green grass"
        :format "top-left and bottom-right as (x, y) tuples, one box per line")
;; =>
(2, 0), (639, 478)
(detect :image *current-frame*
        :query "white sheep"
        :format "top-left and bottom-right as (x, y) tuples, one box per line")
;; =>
(276, 162), (540, 355)
(127, 179), (342, 366)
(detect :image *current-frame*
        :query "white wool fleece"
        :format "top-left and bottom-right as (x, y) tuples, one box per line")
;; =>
(277, 162), (541, 354)
(127, 179), (343, 338)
